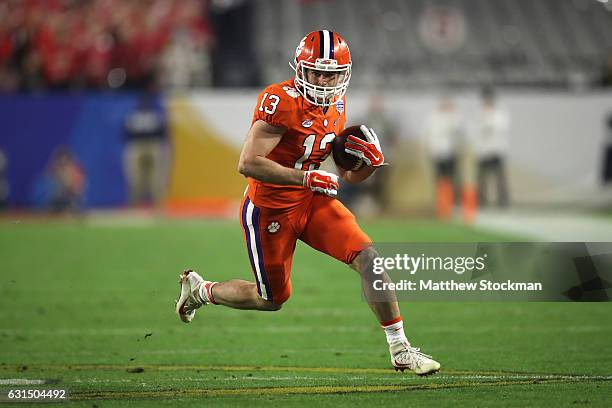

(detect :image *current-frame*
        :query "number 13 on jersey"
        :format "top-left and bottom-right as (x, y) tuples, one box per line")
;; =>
(258, 93), (280, 115)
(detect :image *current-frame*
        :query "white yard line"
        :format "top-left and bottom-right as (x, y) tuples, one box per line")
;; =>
(0, 379), (46, 385)
(26, 374), (612, 385)
(475, 210), (612, 241)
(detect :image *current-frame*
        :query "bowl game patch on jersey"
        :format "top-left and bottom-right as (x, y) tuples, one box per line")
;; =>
(336, 99), (344, 114)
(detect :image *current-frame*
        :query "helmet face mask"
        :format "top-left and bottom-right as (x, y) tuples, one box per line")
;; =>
(290, 31), (352, 107)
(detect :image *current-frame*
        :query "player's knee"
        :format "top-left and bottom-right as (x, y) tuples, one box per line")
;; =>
(351, 246), (379, 274)
(249, 284), (288, 311)
(258, 299), (283, 311)
(265, 287), (291, 310)
(256, 287), (290, 311)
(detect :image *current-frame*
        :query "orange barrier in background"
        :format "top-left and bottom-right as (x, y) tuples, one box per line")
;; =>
(436, 178), (454, 219)
(461, 184), (478, 225)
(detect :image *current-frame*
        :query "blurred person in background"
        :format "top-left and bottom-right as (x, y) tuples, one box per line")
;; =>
(159, 26), (210, 89)
(339, 95), (398, 215)
(31, 146), (86, 213)
(159, 27), (199, 89)
(0, 0), (45, 91)
(473, 86), (510, 208)
(123, 91), (168, 206)
(362, 95), (399, 214)
(207, 0), (260, 87)
(426, 95), (463, 218)
(602, 112), (612, 185)
(79, 11), (113, 89)
(600, 53), (612, 88)
(159, 0), (212, 89)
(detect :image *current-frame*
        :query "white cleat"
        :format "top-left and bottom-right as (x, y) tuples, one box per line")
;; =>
(390, 341), (441, 376)
(175, 269), (206, 323)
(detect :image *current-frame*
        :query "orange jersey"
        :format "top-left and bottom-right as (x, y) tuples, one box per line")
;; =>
(248, 79), (346, 208)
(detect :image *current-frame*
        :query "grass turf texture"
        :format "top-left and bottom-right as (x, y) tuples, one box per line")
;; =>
(0, 218), (610, 407)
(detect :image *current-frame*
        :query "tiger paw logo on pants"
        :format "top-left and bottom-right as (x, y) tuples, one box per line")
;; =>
(267, 221), (281, 233)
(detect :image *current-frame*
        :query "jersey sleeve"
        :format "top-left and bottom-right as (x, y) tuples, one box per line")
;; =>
(252, 85), (295, 129)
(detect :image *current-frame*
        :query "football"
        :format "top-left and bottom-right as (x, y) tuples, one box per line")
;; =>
(332, 125), (367, 171)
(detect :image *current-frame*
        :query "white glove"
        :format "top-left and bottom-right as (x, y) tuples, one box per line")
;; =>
(344, 125), (386, 167)
(303, 170), (339, 196)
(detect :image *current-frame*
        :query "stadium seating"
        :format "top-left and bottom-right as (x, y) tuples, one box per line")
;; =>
(253, 0), (612, 88)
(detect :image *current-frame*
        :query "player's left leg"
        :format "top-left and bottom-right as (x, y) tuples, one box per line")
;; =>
(175, 196), (297, 322)
(175, 268), (280, 324)
(299, 195), (440, 375)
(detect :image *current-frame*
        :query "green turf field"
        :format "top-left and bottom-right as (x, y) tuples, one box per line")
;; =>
(0, 218), (610, 407)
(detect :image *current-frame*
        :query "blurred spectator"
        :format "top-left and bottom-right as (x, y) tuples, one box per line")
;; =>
(473, 87), (510, 207)
(160, 26), (211, 89)
(339, 95), (398, 215)
(0, 148), (8, 209)
(602, 112), (612, 184)
(0, 0), (212, 92)
(426, 95), (463, 218)
(600, 53), (612, 88)
(160, 0), (212, 89)
(208, 0), (260, 87)
(31, 146), (86, 212)
(123, 92), (168, 206)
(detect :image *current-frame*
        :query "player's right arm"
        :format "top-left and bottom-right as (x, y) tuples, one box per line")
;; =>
(238, 120), (304, 186)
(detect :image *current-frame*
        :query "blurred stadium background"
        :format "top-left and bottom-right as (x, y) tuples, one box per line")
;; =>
(0, 0), (611, 237)
(0, 0), (611, 233)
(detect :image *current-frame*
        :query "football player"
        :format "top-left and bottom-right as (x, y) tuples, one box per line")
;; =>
(175, 30), (440, 376)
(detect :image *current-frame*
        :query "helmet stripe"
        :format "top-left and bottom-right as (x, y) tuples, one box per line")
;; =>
(329, 31), (335, 59)
(318, 31), (325, 58)
(322, 29), (330, 59)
